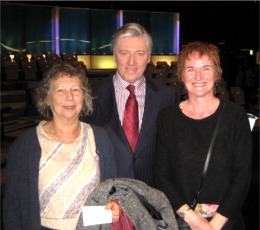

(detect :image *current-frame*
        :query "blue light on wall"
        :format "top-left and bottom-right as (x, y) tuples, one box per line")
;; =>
(1, 3), (180, 55)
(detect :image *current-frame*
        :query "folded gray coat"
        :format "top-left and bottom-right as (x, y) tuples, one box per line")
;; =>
(76, 178), (178, 230)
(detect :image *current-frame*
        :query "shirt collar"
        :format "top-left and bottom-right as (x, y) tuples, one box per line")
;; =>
(113, 71), (146, 92)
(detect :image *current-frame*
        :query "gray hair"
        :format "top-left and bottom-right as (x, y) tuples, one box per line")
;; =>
(112, 23), (153, 53)
(35, 63), (93, 120)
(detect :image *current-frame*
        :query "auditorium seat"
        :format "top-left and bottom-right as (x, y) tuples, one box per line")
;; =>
(20, 61), (39, 81)
(61, 53), (77, 63)
(1, 53), (12, 63)
(13, 53), (29, 65)
(167, 77), (187, 102)
(151, 68), (168, 83)
(144, 62), (155, 78)
(156, 61), (170, 72)
(30, 53), (46, 63)
(38, 60), (53, 79)
(72, 61), (87, 72)
(170, 61), (177, 69)
(230, 86), (245, 107)
(215, 80), (230, 101)
(168, 68), (178, 78)
(45, 53), (62, 63)
(168, 62), (178, 78)
(1, 90), (36, 139)
(216, 87), (230, 101)
(1, 62), (22, 89)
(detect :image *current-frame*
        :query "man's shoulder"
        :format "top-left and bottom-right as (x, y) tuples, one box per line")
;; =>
(91, 76), (113, 93)
(90, 124), (110, 141)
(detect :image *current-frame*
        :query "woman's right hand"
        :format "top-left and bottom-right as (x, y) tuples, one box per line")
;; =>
(105, 201), (120, 223)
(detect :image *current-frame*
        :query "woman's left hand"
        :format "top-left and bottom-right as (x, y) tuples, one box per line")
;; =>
(105, 201), (120, 223)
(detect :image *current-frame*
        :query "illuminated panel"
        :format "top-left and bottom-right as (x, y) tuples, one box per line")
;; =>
(151, 55), (178, 66)
(77, 55), (91, 69)
(91, 55), (117, 69)
(84, 55), (179, 69)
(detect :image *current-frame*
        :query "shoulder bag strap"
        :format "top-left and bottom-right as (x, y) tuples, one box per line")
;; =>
(191, 102), (225, 209)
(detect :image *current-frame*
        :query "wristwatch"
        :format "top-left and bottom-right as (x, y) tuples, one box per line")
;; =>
(177, 207), (191, 219)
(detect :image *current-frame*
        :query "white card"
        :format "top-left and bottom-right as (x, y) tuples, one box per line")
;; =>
(82, 206), (112, 226)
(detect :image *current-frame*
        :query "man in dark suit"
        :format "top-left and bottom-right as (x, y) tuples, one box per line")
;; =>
(83, 23), (176, 186)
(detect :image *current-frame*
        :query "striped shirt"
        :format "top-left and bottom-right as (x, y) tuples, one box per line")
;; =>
(113, 72), (146, 131)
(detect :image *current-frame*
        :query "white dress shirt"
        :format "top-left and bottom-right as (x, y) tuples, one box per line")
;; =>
(113, 72), (146, 131)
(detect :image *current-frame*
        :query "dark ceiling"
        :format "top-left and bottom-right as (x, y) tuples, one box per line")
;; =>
(5, 1), (260, 50)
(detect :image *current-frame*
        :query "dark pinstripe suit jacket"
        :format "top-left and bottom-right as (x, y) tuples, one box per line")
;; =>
(83, 75), (176, 186)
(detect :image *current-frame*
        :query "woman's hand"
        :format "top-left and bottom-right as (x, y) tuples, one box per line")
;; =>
(177, 205), (227, 230)
(209, 213), (228, 230)
(105, 201), (120, 223)
(183, 209), (214, 230)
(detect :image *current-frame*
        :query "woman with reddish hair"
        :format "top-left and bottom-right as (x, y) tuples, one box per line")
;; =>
(154, 41), (252, 230)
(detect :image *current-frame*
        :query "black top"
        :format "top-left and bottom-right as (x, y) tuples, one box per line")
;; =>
(154, 99), (252, 219)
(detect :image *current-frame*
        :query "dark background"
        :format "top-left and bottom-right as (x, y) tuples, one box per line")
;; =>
(8, 1), (258, 88)
(9, 1), (259, 50)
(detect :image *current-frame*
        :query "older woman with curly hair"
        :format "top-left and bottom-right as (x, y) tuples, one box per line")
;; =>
(3, 63), (119, 230)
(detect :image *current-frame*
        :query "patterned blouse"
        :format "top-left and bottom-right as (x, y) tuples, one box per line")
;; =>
(37, 121), (100, 230)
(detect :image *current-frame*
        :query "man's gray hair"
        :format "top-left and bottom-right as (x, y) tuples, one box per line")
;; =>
(111, 23), (153, 53)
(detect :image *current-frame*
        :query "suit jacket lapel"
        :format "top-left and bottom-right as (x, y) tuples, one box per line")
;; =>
(97, 76), (127, 143)
(136, 79), (161, 151)
(97, 77), (161, 153)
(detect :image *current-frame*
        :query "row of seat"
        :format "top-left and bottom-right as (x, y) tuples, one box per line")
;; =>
(143, 63), (246, 107)
(1, 54), (174, 82)
(1, 89), (38, 139)
(1, 60), (86, 81)
(143, 60), (245, 105)
(144, 61), (178, 79)
(166, 77), (246, 107)
(1, 53), (87, 91)
(1, 53), (78, 64)
(1, 53), (247, 106)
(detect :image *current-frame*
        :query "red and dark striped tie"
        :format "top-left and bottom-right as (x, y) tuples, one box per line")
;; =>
(123, 85), (139, 152)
